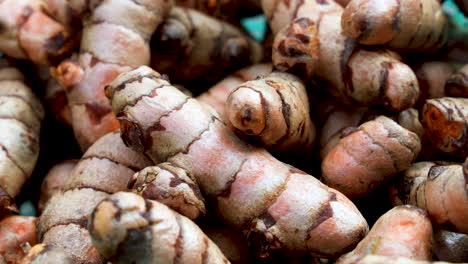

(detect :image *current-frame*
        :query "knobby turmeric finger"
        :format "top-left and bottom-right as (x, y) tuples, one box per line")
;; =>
(0, 0), (73, 65)
(88, 192), (229, 264)
(37, 132), (152, 263)
(337, 205), (433, 264)
(342, 0), (448, 52)
(151, 7), (263, 83)
(105, 66), (368, 259)
(0, 59), (44, 214)
(130, 163), (206, 220)
(198, 63), (272, 120)
(53, 0), (173, 151)
(272, 8), (419, 111)
(226, 71), (316, 154)
(322, 116), (421, 199)
(390, 161), (468, 234)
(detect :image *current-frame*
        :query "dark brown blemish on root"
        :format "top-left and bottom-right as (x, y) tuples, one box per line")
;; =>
(295, 33), (310, 44)
(295, 17), (312, 28)
(428, 165), (445, 180)
(391, 0), (402, 34)
(45, 32), (66, 54)
(201, 237), (210, 264)
(341, 38), (357, 93)
(0, 144), (27, 178)
(306, 200), (334, 239)
(169, 177), (185, 187)
(277, 41), (307, 58)
(173, 214), (184, 264)
(354, 14), (372, 43)
(289, 166), (309, 175)
(111, 226), (153, 263)
(259, 212), (277, 229)
(217, 159), (247, 198)
(117, 113), (146, 153)
(148, 122), (166, 132)
(127, 175), (138, 190)
(247, 228), (284, 260)
(378, 61), (395, 107)
(241, 107), (253, 126)
(113, 74), (164, 93)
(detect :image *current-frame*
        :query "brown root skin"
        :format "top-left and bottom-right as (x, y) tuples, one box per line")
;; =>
(130, 163), (206, 220)
(88, 192), (229, 264)
(151, 7), (263, 83)
(322, 116), (421, 199)
(38, 160), (78, 213)
(272, 11), (419, 111)
(337, 205), (433, 264)
(37, 131), (152, 264)
(0, 0), (74, 65)
(106, 66), (369, 259)
(422, 98), (468, 157)
(390, 162), (468, 234)
(342, 0), (447, 52)
(0, 59), (44, 204)
(0, 216), (37, 264)
(433, 230), (468, 262)
(415, 62), (455, 106)
(54, 0), (173, 151)
(226, 71), (316, 154)
(204, 227), (249, 264)
(445, 64), (468, 98)
(20, 244), (73, 264)
(198, 63), (273, 120)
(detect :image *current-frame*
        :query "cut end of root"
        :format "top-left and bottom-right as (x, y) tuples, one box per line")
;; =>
(423, 103), (465, 154)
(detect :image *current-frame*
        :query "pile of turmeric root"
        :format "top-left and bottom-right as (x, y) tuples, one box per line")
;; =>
(0, 0), (467, 263)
